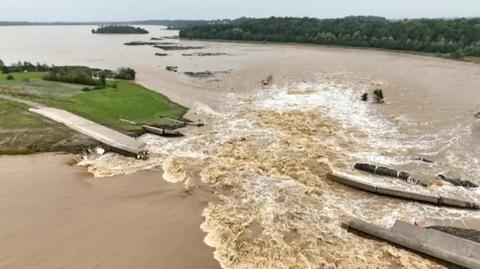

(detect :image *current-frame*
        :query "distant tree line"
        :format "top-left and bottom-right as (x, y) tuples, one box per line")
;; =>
(180, 16), (480, 58)
(92, 25), (149, 34)
(0, 59), (136, 85)
(0, 61), (50, 74)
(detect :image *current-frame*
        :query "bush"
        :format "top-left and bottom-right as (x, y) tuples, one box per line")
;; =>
(114, 67), (136, 80)
(6, 74), (15, 80)
(44, 67), (106, 86)
(373, 89), (384, 103)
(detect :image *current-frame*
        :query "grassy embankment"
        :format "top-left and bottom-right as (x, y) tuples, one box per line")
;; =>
(0, 98), (94, 155)
(0, 72), (187, 154)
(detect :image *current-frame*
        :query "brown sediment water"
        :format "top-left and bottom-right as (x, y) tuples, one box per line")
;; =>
(2, 25), (480, 268)
(0, 153), (219, 269)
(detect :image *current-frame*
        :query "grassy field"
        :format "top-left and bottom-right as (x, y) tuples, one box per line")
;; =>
(0, 71), (187, 154)
(0, 72), (44, 81)
(0, 99), (94, 155)
(0, 72), (187, 132)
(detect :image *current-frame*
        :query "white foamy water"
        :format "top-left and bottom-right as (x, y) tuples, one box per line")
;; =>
(80, 77), (480, 268)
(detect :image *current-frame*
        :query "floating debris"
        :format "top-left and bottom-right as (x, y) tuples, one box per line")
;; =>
(182, 52), (229, 56)
(154, 45), (204, 51)
(184, 71), (215, 79)
(438, 174), (478, 188)
(413, 157), (434, 163)
(124, 41), (175, 46)
(261, 75), (273, 86)
(166, 66), (178, 72)
(361, 92), (368, 101)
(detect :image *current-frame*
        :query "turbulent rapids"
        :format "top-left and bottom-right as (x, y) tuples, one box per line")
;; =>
(79, 74), (480, 268)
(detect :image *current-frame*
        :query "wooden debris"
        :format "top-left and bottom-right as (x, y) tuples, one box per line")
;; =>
(438, 175), (478, 188)
(166, 66), (178, 72)
(413, 157), (434, 163)
(261, 75), (273, 86)
(361, 93), (368, 101)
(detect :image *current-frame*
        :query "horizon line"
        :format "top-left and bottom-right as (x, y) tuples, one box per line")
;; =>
(1, 15), (479, 24)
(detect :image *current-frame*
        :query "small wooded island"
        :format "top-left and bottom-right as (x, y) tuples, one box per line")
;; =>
(92, 25), (149, 34)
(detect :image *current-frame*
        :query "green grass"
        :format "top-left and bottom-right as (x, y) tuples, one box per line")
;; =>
(0, 71), (44, 82)
(0, 99), (90, 155)
(0, 71), (187, 154)
(40, 81), (187, 131)
(0, 72), (188, 132)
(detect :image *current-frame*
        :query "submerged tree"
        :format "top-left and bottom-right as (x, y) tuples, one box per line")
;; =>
(114, 67), (136, 80)
(373, 89), (384, 103)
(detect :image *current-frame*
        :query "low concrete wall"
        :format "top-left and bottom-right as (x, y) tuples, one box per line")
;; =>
(346, 218), (480, 269)
(328, 172), (479, 209)
(392, 221), (480, 260)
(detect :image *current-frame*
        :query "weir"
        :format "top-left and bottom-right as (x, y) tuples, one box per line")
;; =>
(29, 107), (147, 159)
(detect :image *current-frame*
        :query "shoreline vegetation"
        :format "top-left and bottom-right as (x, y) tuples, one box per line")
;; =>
(180, 16), (480, 60)
(0, 60), (187, 155)
(92, 25), (149, 34)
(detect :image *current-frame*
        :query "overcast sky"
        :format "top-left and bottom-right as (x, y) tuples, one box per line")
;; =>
(2, 0), (480, 21)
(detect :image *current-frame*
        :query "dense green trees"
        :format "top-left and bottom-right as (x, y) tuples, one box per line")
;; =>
(114, 67), (136, 80)
(0, 61), (50, 74)
(92, 25), (149, 34)
(44, 66), (136, 86)
(44, 67), (106, 86)
(180, 16), (480, 58)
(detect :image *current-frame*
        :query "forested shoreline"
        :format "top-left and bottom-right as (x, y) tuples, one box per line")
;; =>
(180, 16), (480, 58)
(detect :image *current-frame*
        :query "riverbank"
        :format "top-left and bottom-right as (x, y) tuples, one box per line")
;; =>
(0, 153), (220, 269)
(0, 98), (96, 155)
(0, 71), (186, 155)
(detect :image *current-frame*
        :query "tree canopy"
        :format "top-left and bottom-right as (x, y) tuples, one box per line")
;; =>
(92, 25), (149, 34)
(180, 16), (480, 58)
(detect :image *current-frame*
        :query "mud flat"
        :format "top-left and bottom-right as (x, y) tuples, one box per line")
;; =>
(0, 153), (219, 269)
